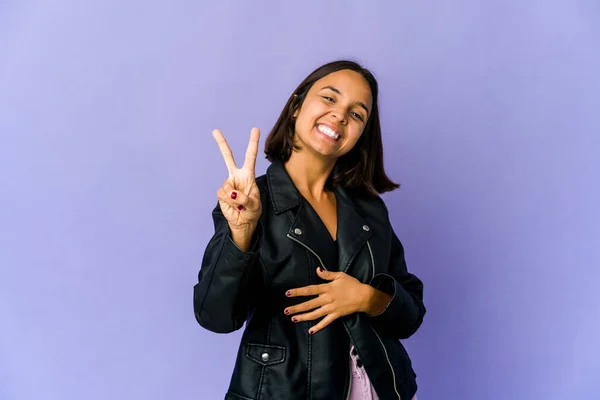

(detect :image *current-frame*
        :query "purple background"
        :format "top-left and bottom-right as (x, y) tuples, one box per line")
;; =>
(1, 1), (599, 399)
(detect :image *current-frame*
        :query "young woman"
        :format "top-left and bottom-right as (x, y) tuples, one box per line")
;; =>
(194, 60), (425, 400)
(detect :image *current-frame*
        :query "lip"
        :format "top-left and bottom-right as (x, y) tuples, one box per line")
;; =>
(315, 122), (342, 139)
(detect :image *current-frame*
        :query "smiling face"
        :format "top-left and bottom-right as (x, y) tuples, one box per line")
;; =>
(292, 69), (373, 160)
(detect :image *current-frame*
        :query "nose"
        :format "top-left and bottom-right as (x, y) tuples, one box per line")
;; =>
(330, 107), (347, 124)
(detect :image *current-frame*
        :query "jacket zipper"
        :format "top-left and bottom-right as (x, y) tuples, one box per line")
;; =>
(286, 234), (327, 270)
(367, 240), (401, 400)
(287, 235), (398, 399)
(286, 233), (337, 400)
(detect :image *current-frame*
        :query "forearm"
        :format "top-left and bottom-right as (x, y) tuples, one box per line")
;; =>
(194, 234), (259, 333)
(194, 212), (262, 333)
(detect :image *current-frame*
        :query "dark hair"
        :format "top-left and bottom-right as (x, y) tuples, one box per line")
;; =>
(264, 60), (399, 195)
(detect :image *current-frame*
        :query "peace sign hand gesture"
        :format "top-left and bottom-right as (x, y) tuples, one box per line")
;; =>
(213, 127), (262, 250)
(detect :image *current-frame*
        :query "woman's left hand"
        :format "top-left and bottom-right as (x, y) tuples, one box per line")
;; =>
(284, 268), (374, 335)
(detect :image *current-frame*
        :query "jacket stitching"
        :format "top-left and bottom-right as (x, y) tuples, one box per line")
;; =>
(287, 209), (314, 400)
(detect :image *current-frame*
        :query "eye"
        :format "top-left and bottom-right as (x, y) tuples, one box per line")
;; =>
(322, 96), (334, 102)
(351, 111), (365, 122)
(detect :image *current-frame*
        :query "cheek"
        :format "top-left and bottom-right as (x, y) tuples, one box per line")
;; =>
(299, 100), (327, 120)
(294, 113), (316, 138)
(296, 106), (321, 130)
(295, 114), (313, 134)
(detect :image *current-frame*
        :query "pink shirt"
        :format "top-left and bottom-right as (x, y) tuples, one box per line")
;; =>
(348, 345), (417, 400)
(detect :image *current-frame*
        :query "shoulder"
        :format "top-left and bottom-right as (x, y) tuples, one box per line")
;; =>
(342, 187), (390, 218)
(343, 187), (395, 245)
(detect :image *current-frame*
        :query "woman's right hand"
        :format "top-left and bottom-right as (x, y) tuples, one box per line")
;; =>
(213, 127), (262, 249)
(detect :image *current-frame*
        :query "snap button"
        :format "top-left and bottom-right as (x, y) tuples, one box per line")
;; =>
(261, 352), (270, 362)
(362, 225), (370, 232)
(294, 228), (303, 235)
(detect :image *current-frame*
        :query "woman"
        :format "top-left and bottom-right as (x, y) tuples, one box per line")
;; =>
(194, 60), (425, 400)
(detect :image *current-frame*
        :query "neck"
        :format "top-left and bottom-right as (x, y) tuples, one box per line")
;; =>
(284, 151), (336, 199)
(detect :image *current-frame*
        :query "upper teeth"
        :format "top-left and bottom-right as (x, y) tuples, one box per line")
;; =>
(317, 125), (339, 140)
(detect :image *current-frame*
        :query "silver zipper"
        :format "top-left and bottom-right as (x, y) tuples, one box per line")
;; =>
(286, 234), (327, 270)
(367, 241), (375, 279)
(367, 240), (401, 400)
(288, 233), (355, 398)
(371, 327), (401, 399)
(288, 235), (397, 398)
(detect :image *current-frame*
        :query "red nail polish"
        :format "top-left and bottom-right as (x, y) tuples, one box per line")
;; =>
(238, 205), (244, 211)
(309, 330), (314, 335)
(284, 310), (290, 315)
(292, 317), (297, 322)
(231, 192), (237, 199)
(285, 291), (291, 297)
(318, 267), (324, 272)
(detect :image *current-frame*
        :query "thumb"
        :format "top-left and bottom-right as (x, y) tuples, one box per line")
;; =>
(317, 267), (338, 281)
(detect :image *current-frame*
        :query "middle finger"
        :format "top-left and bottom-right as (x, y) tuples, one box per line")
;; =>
(222, 180), (250, 207)
(284, 297), (325, 316)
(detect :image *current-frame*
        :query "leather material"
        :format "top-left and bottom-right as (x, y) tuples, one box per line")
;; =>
(194, 160), (425, 400)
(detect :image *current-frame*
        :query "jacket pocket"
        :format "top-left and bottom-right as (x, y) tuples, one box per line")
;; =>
(245, 343), (286, 366)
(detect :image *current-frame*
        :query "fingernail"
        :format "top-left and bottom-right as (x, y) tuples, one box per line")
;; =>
(292, 317), (297, 322)
(285, 291), (291, 297)
(318, 267), (324, 272)
(284, 309), (290, 315)
(231, 191), (237, 199)
(309, 330), (314, 335)
(237, 205), (244, 211)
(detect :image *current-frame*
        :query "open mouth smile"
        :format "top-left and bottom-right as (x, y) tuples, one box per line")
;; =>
(316, 124), (341, 141)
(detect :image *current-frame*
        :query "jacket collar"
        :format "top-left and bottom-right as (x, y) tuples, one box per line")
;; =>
(265, 160), (302, 215)
(266, 160), (373, 273)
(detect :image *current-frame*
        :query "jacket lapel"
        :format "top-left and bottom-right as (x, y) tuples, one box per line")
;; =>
(334, 185), (372, 273)
(266, 161), (372, 273)
(287, 201), (337, 270)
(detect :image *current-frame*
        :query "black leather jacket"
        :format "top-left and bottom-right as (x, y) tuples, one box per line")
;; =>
(194, 161), (426, 400)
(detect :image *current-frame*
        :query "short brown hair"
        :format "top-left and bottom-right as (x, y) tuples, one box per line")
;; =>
(264, 60), (399, 195)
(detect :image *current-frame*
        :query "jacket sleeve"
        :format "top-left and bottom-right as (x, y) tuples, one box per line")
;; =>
(193, 203), (263, 334)
(367, 226), (426, 340)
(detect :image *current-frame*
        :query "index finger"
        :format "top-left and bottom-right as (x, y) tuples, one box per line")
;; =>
(242, 127), (260, 172)
(212, 129), (237, 176)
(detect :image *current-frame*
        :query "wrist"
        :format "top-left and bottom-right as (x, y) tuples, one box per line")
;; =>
(359, 284), (375, 314)
(361, 284), (392, 316)
(229, 224), (257, 252)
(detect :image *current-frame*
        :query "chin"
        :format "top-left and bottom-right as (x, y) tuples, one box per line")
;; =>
(311, 147), (340, 160)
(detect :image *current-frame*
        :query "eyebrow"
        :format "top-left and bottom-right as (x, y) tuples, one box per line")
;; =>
(321, 85), (370, 115)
